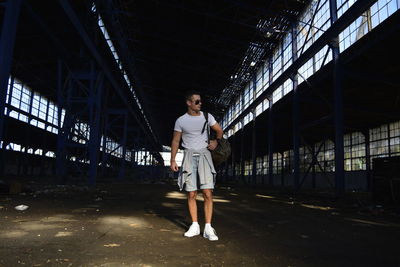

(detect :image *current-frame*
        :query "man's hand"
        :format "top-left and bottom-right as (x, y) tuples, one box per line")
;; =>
(207, 139), (218, 151)
(170, 160), (179, 172)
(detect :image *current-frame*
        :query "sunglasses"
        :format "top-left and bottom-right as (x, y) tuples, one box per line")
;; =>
(193, 100), (202, 105)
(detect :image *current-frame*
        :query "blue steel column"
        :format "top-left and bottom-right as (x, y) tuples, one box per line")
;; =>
(101, 124), (107, 176)
(280, 152), (284, 186)
(6, 76), (14, 116)
(231, 134), (236, 181)
(0, 0), (22, 176)
(291, 23), (300, 191)
(25, 83), (34, 175)
(330, 0), (345, 196)
(251, 110), (257, 185)
(267, 59), (274, 186)
(118, 112), (128, 180)
(88, 69), (104, 186)
(363, 129), (371, 191)
(56, 60), (66, 182)
(240, 120), (245, 184)
(251, 73), (257, 185)
(312, 144), (316, 188)
(133, 150), (137, 165)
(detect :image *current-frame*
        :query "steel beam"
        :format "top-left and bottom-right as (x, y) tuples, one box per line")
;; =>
(231, 134), (236, 181)
(118, 111), (128, 180)
(0, 0), (22, 176)
(251, 112), (257, 185)
(268, 101), (274, 186)
(56, 61), (67, 182)
(267, 59), (274, 186)
(363, 129), (371, 191)
(240, 122), (245, 184)
(312, 144), (316, 188)
(291, 23), (300, 192)
(251, 73), (257, 185)
(280, 152), (284, 187)
(6, 76), (14, 115)
(88, 69), (104, 186)
(330, 0), (345, 196)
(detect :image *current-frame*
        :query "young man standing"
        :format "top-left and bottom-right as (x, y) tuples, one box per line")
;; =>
(170, 91), (223, 241)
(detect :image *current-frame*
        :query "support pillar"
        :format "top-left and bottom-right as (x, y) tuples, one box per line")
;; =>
(56, 61), (67, 183)
(231, 134), (236, 181)
(291, 23), (300, 192)
(312, 144), (316, 188)
(0, 0), (22, 177)
(363, 129), (371, 191)
(118, 112), (128, 180)
(240, 120), (245, 184)
(330, 0), (345, 196)
(88, 68), (104, 186)
(267, 56), (274, 186)
(268, 98), (274, 187)
(251, 111), (257, 185)
(281, 152), (284, 187)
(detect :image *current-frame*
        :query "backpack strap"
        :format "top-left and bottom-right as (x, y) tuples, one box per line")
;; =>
(201, 112), (210, 144)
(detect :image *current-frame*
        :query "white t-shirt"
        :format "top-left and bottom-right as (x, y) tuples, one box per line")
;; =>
(174, 111), (217, 150)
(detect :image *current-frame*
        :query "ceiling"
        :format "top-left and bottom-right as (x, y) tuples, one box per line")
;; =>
(99, 0), (309, 146)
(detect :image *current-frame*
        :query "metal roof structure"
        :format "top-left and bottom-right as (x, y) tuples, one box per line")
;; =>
(97, 0), (310, 145)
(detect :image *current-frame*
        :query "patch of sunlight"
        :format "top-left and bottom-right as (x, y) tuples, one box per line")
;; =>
(41, 214), (78, 223)
(55, 231), (73, 237)
(196, 195), (231, 203)
(165, 191), (230, 202)
(229, 193), (239, 196)
(300, 204), (332, 211)
(210, 196), (230, 203)
(93, 262), (152, 267)
(97, 216), (149, 234)
(344, 218), (400, 227)
(165, 191), (187, 200)
(103, 243), (120, 247)
(19, 222), (62, 231)
(0, 230), (28, 238)
(255, 194), (276, 199)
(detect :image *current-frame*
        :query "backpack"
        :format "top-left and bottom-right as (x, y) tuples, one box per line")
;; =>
(201, 112), (231, 166)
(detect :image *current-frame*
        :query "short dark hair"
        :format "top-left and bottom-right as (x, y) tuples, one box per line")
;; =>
(184, 90), (201, 101)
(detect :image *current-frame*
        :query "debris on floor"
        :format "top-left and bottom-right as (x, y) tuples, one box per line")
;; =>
(14, 205), (29, 211)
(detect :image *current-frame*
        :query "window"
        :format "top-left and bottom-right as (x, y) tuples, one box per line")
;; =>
(344, 132), (366, 171)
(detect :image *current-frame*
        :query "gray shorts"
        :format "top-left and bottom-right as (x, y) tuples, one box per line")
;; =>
(185, 154), (214, 192)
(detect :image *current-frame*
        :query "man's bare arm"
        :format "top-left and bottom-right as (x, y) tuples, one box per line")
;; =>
(210, 122), (223, 140)
(170, 131), (182, 171)
(208, 123), (224, 151)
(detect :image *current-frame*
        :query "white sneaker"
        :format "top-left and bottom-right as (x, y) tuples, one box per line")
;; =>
(184, 223), (200, 237)
(203, 226), (219, 241)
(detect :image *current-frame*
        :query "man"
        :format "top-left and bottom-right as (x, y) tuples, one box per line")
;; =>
(170, 91), (223, 241)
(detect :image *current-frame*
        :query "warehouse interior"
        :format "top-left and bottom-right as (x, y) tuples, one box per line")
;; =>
(1, 0), (400, 266)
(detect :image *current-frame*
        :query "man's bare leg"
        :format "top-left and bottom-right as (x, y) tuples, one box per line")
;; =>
(187, 191), (198, 222)
(184, 190), (200, 237)
(202, 189), (213, 223)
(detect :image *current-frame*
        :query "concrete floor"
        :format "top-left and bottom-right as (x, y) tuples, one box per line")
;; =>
(0, 182), (399, 267)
